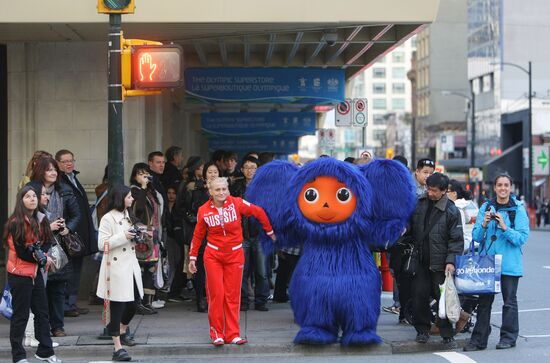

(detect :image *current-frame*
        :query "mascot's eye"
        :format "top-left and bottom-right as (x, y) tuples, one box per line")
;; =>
(336, 188), (352, 203)
(304, 188), (319, 203)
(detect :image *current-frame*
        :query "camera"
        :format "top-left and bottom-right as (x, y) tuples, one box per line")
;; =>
(145, 175), (153, 182)
(128, 224), (146, 244)
(28, 242), (47, 268)
(324, 31), (338, 46)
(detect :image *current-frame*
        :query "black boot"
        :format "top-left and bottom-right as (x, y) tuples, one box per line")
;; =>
(197, 297), (208, 313)
(137, 294), (157, 315)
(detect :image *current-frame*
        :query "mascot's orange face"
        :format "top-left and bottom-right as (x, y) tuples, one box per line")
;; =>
(298, 176), (356, 223)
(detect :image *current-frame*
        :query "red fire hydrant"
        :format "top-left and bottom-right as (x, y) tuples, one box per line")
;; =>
(379, 252), (393, 292)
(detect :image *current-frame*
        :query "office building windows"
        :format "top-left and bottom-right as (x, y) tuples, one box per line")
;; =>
(392, 98), (406, 110)
(372, 98), (387, 109)
(392, 67), (406, 78)
(373, 68), (386, 78)
(392, 51), (405, 63)
(373, 83), (386, 94)
(392, 83), (406, 94)
(373, 114), (385, 125)
(373, 130), (386, 142)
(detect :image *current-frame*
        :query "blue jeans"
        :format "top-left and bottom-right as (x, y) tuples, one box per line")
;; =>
(470, 275), (520, 348)
(241, 238), (269, 306)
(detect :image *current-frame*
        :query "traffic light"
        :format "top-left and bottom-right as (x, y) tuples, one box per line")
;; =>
(132, 45), (183, 89)
(97, 0), (135, 14)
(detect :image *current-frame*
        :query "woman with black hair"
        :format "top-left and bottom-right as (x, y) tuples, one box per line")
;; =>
(129, 163), (164, 314)
(5, 185), (62, 363)
(97, 184), (143, 362)
(27, 156), (81, 338)
(178, 161), (220, 312)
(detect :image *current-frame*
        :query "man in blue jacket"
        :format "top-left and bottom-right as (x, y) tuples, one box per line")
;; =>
(464, 173), (530, 351)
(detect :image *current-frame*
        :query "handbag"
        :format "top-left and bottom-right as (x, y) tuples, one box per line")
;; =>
(48, 235), (69, 274)
(60, 231), (86, 258)
(0, 283), (13, 320)
(402, 210), (445, 275)
(455, 239), (502, 294)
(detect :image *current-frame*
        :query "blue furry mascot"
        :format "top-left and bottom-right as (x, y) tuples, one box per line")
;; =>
(246, 157), (416, 346)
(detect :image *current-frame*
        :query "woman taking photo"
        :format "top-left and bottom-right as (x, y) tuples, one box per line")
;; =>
(5, 185), (62, 363)
(96, 185), (144, 362)
(188, 177), (276, 346)
(28, 156), (81, 338)
(464, 173), (530, 352)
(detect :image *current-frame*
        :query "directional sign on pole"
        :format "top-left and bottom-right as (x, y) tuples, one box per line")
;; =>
(533, 145), (550, 176)
(335, 98), (352, 127)
(352, 98), (368, 127)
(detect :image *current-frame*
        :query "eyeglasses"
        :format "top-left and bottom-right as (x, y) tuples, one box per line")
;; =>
(242, 167), (257, 171)
(58, 159), (75, 164)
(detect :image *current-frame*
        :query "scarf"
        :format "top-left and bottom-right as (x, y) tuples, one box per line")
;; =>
(46, 184), (64, 221)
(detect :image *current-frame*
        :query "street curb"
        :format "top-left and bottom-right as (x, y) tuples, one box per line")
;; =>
(0, 338), (469, 359)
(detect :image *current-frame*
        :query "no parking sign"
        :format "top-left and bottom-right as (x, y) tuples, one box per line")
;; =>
(335, 98), (352, 127)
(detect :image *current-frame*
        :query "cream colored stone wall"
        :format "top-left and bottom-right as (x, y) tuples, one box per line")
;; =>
(6, 41), (151, 211)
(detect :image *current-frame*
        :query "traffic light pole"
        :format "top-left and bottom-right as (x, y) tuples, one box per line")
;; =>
(107, 14), (124, 187)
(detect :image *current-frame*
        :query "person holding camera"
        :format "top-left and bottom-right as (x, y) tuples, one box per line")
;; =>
(27, 156), (81, 338)
(96, 185), (144, 362)
(129, 163), (164, 314)
(188, 177), (276, 346)
(4, 185), (63, 363)
(464, 173), (529, 351)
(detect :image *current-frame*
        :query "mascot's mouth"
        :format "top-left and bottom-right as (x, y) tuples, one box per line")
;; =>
(317, 213), (336, 221)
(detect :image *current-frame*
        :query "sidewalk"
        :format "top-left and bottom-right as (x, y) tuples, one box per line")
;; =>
(0, 294), (470, 360)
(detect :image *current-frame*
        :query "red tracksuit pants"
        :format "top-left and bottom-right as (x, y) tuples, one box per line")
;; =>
(204, 243), (245, 342)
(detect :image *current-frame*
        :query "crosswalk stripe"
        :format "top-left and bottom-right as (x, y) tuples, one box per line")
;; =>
(434, 352), (478, 363)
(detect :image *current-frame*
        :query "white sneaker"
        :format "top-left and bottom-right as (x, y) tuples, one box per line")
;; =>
(25, 336), (59, 348)
(34, 354), (63, 363)
(151, 300), (165, 309)
(230, 337), (248, 345)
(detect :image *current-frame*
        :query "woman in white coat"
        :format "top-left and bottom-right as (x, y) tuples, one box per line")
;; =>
(97, 185), (144, 362)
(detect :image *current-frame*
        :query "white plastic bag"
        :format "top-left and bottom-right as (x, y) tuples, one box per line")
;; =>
(438, 282), (446, 319)
(154, 257), (164, 289)
(444, 271), (461, 323)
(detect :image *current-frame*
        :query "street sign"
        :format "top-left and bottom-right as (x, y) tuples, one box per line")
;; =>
(335, 98), (352, 127)
(469, 167), (483, 182)
(533, 145), (550, 176)
(352, 98), (368, 127)
(319, 128), (336, 149)
(440, 134), (455, 153)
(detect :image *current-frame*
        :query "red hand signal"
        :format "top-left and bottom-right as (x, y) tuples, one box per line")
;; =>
(139, 53), (157, 82)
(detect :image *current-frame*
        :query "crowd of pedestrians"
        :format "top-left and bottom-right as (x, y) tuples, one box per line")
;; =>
(4, 147), (530, 362)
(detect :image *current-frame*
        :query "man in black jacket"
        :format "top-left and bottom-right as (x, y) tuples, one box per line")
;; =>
(410, 173), (464, 348)
(55, 149), (97, 317)
(161, 146), (183, 190)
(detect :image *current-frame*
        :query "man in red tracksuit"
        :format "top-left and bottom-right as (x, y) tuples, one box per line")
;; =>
(188, 177), (276, 346)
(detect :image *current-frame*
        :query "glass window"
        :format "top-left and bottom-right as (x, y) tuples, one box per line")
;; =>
(372, 98), (387, 110)
(482, 73), (493, 92)
(472, 78), (480, 94)
(373, 114), (385, 125)
(392, 67), (406, 78)
(392, 98), (406, 110)
(373, 130), (386, 141)
(392, 51), (405, 63)
(392, 83), (405, 94)
(373, 68), (386, 78)
(372, 83), (386, 94)
(376, 56), (386, 64)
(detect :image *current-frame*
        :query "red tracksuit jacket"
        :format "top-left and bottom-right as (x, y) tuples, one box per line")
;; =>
(189, 196), (273, 260)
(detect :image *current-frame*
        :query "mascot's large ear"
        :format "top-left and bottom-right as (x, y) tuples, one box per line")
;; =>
(359, 159), (416, 249)
(245, 160), (299, 253)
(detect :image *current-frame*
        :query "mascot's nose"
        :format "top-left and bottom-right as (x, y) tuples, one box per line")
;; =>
(323, 202), (329, 208)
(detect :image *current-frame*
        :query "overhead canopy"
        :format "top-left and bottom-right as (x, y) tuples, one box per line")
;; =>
(0, 0), (439, 80)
